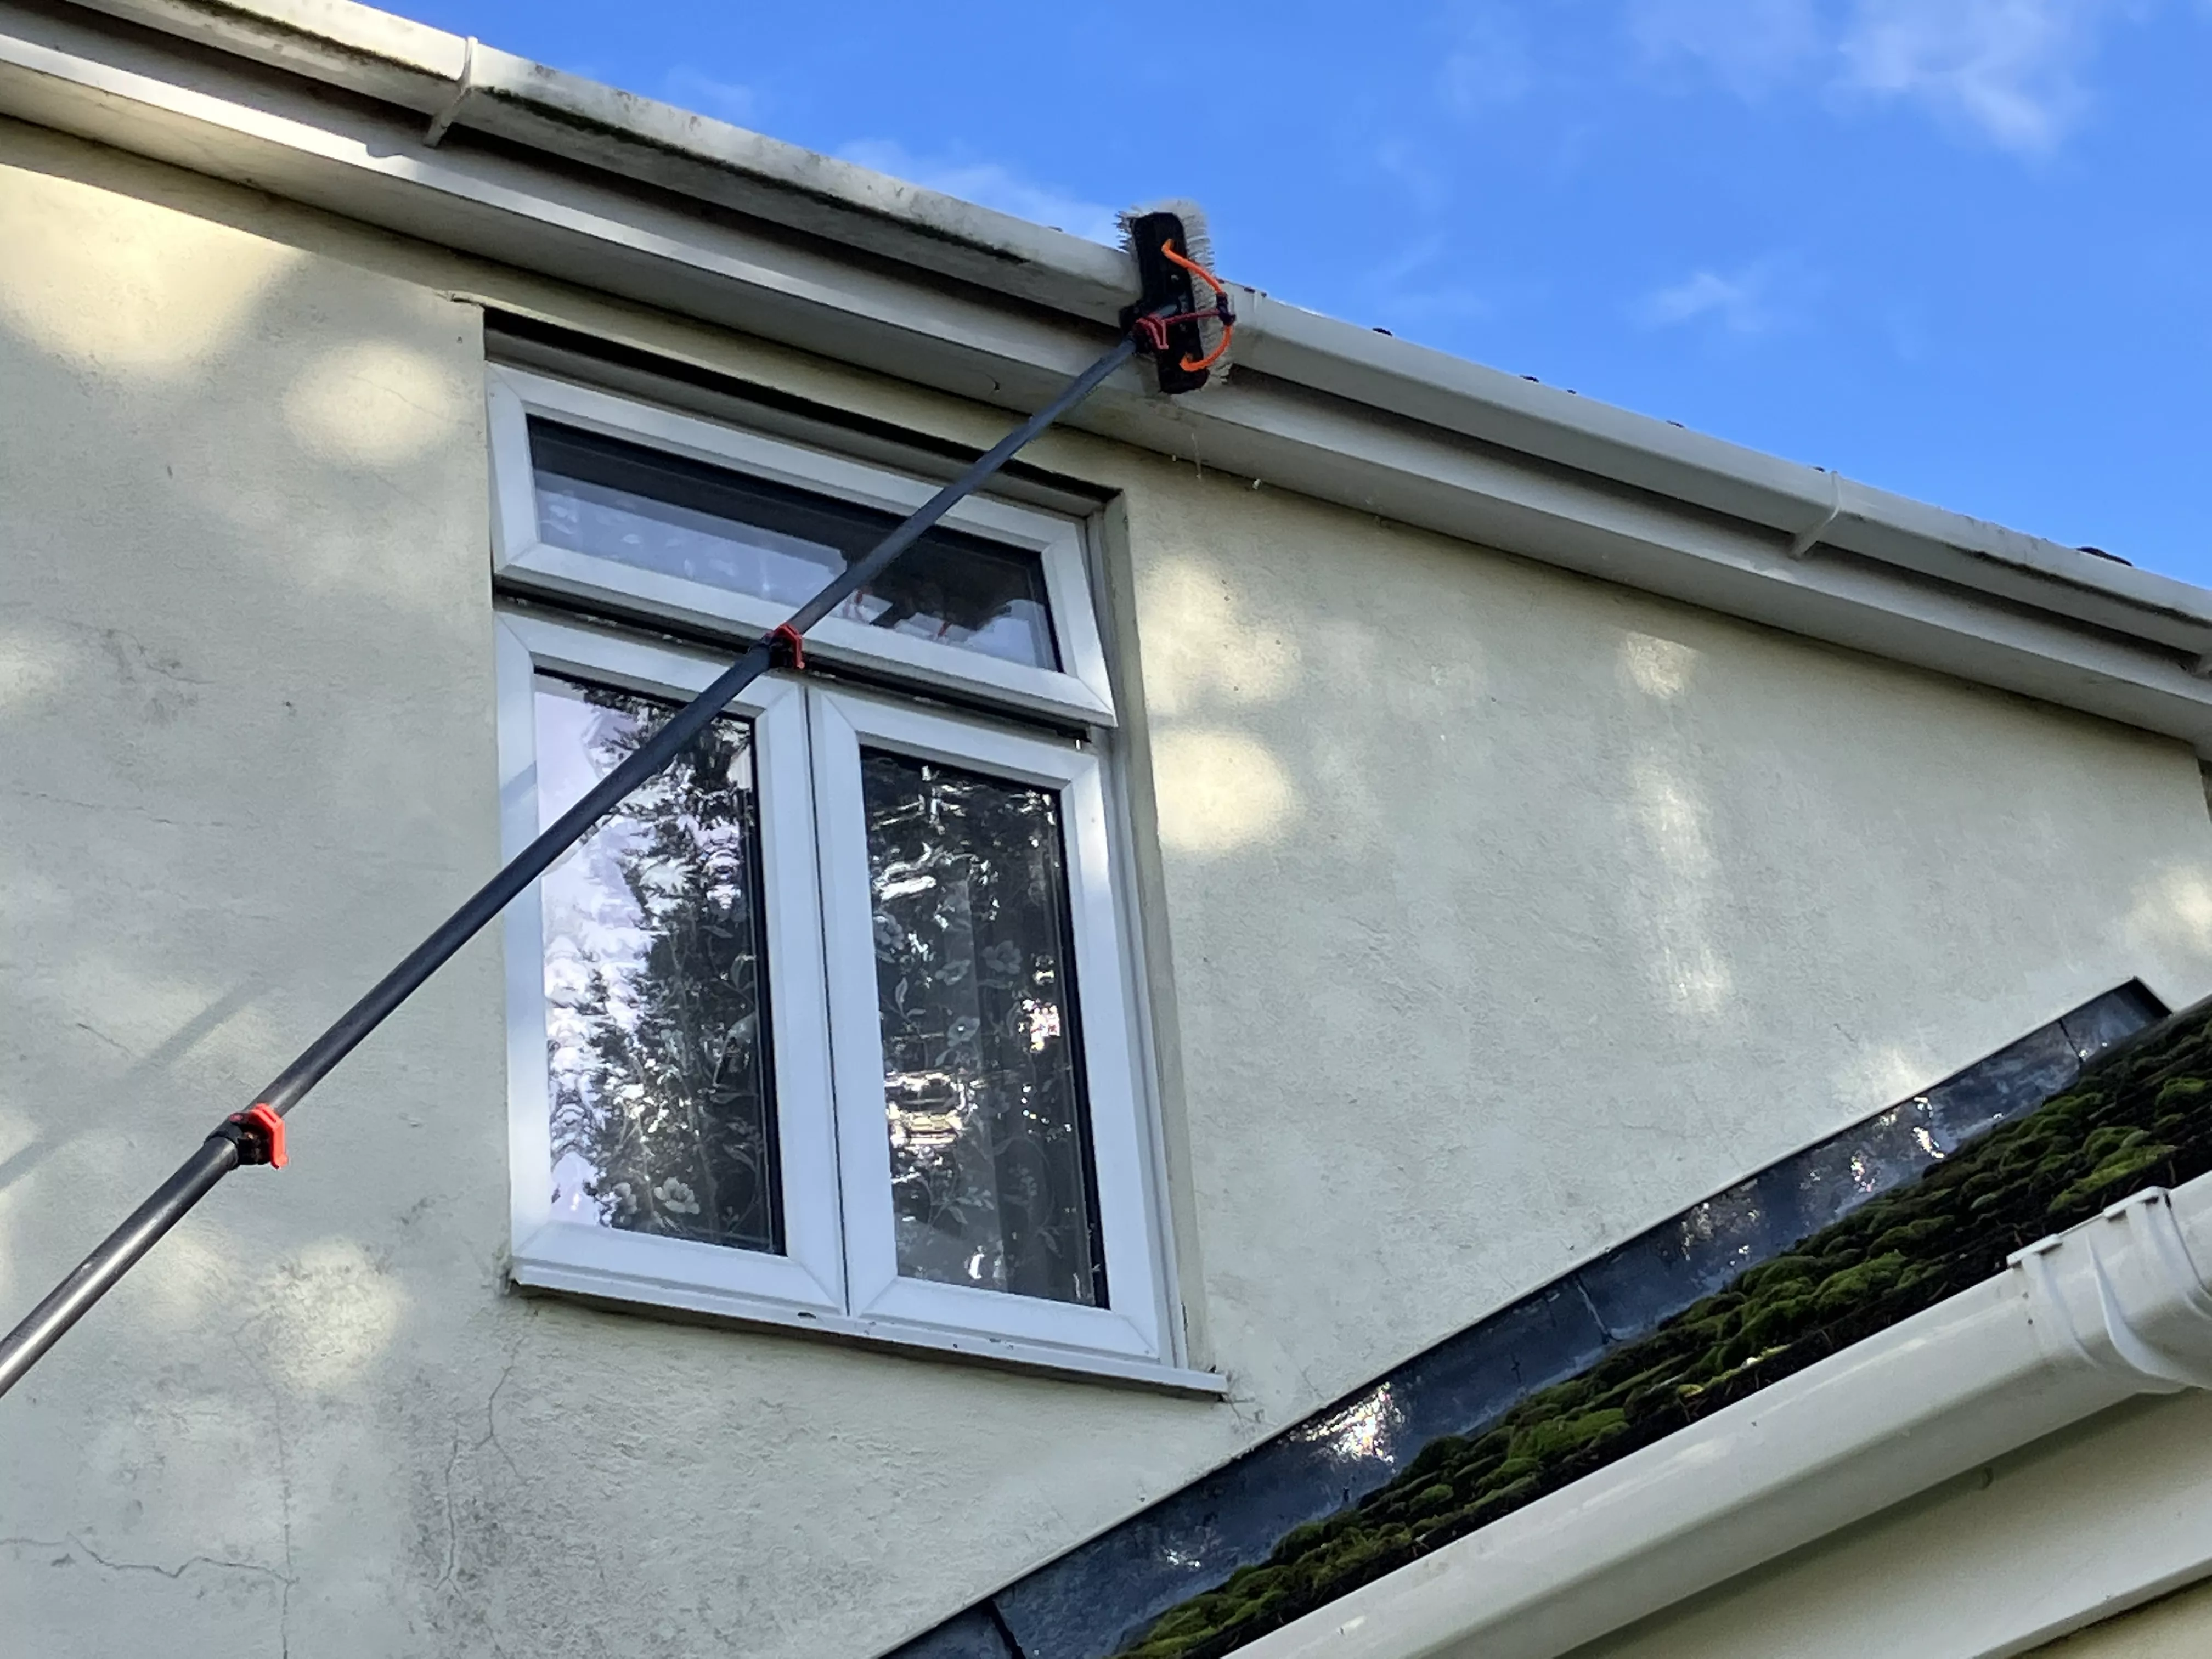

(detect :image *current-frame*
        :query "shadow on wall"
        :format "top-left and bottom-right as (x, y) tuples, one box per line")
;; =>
(0, 134), (515, 1655)
(1125, 486), (2197, 1389)
(0, 152), (488, 1208)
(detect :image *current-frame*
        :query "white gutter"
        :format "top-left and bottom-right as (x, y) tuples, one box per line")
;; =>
(1233, 1179), (2212, 1659)
(9, 0), (2212, 747)
(57, 0), (1138, 318)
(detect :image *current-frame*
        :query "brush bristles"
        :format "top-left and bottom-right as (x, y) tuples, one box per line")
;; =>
(1119, 196), (1229, 376)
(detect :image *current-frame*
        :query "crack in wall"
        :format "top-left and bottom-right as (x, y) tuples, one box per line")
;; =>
(229, 1326), (297, 1659)
(2, 1533), (292, 1585)
(440, 1353), (524, 1589)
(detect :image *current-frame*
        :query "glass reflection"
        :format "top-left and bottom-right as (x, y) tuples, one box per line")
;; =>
(531, 420), (1058, 670)
(862, 749), (1105, 1306)
(535, 675), (781, 1252)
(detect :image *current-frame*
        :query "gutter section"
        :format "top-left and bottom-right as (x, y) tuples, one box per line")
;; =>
(59, 0), (1137, 318)
(1234, 1182), (2212, 1659)
(8, 0), (2212, 747)
(1230, 294), (2212, 658)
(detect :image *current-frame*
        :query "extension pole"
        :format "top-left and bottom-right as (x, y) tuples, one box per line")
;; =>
(0, 331), (1143, 1400)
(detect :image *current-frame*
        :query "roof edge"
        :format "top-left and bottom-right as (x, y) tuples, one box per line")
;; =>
(1237, 1177), (2212, 1659)
(19, 0), (2212, 696)
(61, 0), (1139, 314)
(64, 0), (2212, 657)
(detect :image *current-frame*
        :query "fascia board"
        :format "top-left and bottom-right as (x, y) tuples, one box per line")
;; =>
(8, 2), (2212, 752)
(1158, 374), (2212, 752)
(1233, 292), (2212, 657)
(0, 7), (1120, 390)
(55, 0), (1138, 319)
(37, 0), (2212, 661)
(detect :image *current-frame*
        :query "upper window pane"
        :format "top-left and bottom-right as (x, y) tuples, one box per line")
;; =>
(536, 674), (782, 1254)
(531, 419), (1059, 672)
(862, 749), (1106, 1308)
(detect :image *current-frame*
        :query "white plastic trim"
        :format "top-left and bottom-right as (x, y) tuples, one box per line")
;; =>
(493, 613), (848, 1319)
(1235, 1178), (2212, 1659)
(807, 686), (1170, 1365)
(490, 609), (1199, 1390)
(26, 3), (2212, 648)
(2011, 1186), (2212, 1393)
(509, 1256), (1226, 1396)
(10, 2), (2212, 750)
(484, 365), (1118, 727)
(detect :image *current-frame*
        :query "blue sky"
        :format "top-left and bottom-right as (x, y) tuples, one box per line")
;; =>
(395, 0), (2211, 586)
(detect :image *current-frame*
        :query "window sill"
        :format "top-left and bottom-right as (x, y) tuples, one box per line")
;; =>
(508, 1257), (1229, 1397)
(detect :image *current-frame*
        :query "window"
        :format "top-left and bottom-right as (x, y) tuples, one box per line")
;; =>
(487, 369), (1115, 726)
(488, 369), (1201, 1387)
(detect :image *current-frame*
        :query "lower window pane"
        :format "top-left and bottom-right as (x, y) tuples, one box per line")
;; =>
(862, 750), (1107, 1307)
(535, 675), (782, 1253)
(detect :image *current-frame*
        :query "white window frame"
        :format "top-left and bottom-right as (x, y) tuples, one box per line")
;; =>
(496, 611), (848, 1323)
(490, 476), (1210, 1389)
(486, 366), (1116, 729)
(810, 686), (1165, 1363)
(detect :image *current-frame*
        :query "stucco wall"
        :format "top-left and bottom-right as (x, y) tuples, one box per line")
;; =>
(6, 120), (2212, 1659)
(1111, 462), (2212, 1403)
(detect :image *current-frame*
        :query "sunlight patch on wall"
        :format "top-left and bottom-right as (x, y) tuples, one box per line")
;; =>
(1830, 1040), (1942, 1122)
(0, 166), (300, 379)
(0, 625), (73, 710)
(1152, 727), (1297, 852)
(1624, 753), (1735, 1017)
(2125, 862), (2212, 961)
(0, 1099), (40, 1306)
(264, 1237), (409, 1392)
(284, 341), (462, 468)
(1618, 630), (1700, 701)
(1140, 559), (1301, 719)
(52, 953), (283, 1081)
(132, 1214), (241, 1332)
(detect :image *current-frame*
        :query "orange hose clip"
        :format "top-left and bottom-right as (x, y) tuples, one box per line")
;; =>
(228, 1103), (287, 1169)
(1158, 239), (1235, 373)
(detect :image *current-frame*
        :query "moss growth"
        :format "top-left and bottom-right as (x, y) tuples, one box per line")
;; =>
(1118, 1001), (2212, 1659)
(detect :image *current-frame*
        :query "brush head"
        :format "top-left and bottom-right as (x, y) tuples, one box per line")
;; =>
(1119, 197), (1231, 393)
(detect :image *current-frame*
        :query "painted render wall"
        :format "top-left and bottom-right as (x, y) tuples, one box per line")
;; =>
(6, 119), (2212, 1659)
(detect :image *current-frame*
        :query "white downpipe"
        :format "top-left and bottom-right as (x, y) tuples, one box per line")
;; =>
(1239, 1179), (2212, 1659)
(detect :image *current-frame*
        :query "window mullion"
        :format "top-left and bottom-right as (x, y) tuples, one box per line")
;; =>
(798, 682), (860, 1317)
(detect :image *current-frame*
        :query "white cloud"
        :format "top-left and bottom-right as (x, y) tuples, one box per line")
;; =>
(1440, 3), (1536, 113)
(661, 67), (764, 128)
(1622, 0), (2163, 153)
(1635, 257), (1798, 334)
(1628, 0), (1825, 93)
(837, 140), (1121, 244)
(1838, 0), (2136, 153)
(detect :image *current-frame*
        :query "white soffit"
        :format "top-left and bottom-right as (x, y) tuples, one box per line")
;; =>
(8, 0), (2212, 749)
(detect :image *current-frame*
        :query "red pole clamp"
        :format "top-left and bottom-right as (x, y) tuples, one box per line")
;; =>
(228, 1103), (287, 1170)
(766, 622), (806, 672)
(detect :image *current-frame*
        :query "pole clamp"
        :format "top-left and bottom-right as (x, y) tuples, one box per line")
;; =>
(764, 622), (808, 673)
(1131, 295), (1234, 358)
(211, 1103), (288, 1170)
